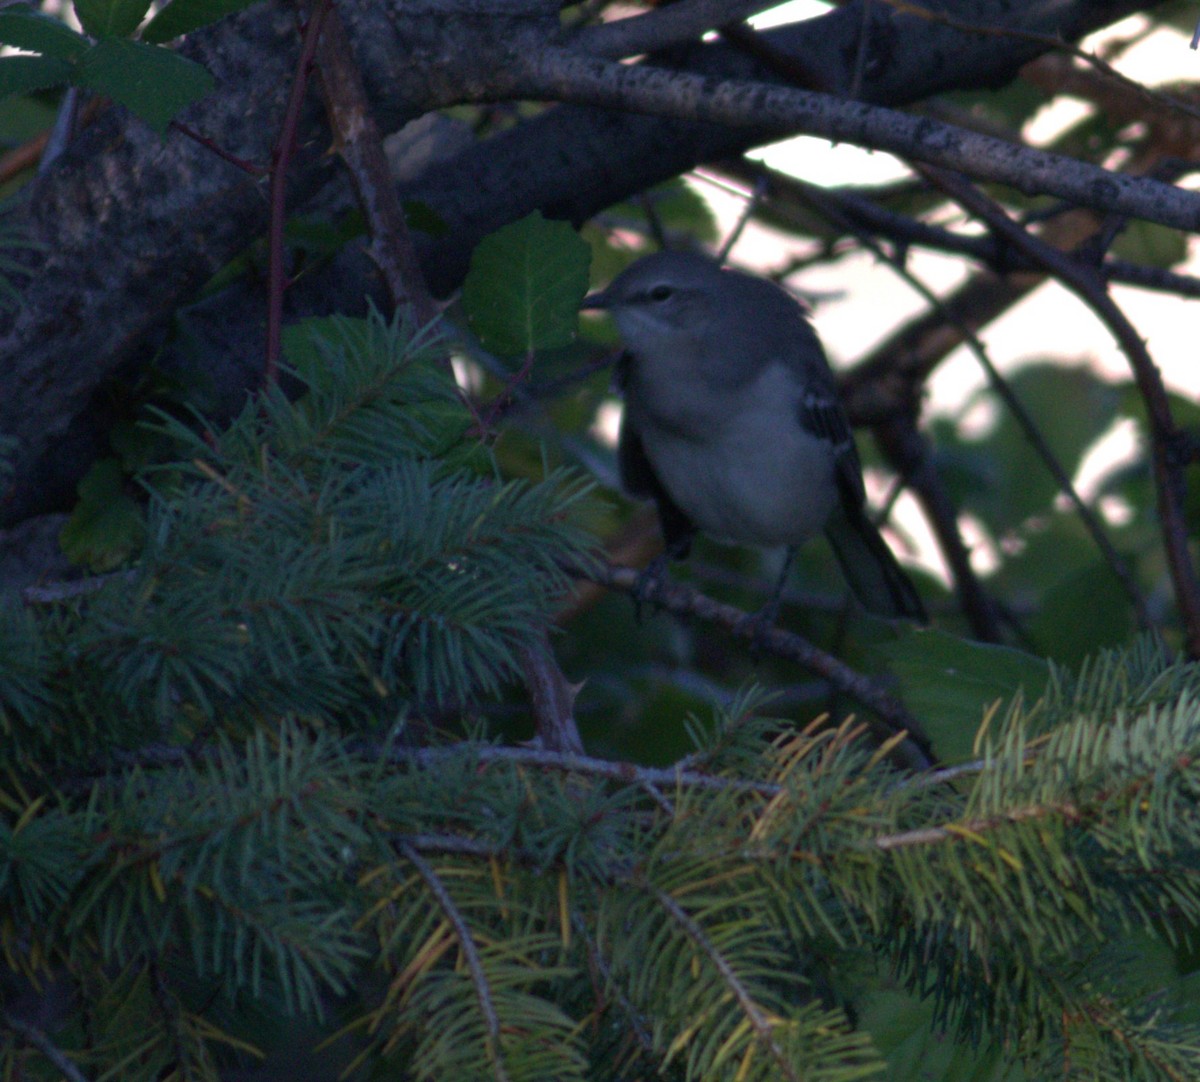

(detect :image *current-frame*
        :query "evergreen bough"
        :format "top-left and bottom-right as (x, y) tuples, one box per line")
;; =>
(3, 315), (1200, 1079)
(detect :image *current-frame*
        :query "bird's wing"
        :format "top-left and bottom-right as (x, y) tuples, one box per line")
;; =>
(796, 390), (867, 510)
(618, 413), (696, 558)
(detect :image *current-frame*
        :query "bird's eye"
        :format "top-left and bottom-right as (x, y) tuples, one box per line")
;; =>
(648, 284), (673, 302)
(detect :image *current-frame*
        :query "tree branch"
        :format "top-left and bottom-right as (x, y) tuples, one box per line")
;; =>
(518, 45), (1200, 232)
(0, 1010), (90, 1082)
(311, 0), (440, 326)
(647, 881), (800, 1082)
(398, 841), (510, 1082)
(517, 630), (585, 754)
(921, 166), (1200, 657)
(570, 557), (934, 769)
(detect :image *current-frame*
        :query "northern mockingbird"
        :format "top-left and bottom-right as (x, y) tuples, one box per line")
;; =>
(582, 250), (926, 623)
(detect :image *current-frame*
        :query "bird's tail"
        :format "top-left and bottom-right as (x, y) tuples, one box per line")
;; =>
(825, 506), (927, 622)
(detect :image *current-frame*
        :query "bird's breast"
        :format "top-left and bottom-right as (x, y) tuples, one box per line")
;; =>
(626, 363), (839, 546)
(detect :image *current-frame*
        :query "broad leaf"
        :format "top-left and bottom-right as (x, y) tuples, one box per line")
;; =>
(462, 211), (591, 356)
(142, 0), (262, 44)
(74, 37), (214, 135)
(874, 628), (1051, 762)
(0, 54), (71, 98)
(60, 458), (145, 571)
(0, 6), (87, 59)
(74, 0), (153, 40)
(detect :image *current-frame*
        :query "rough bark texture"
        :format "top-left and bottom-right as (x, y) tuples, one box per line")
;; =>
(0, 0), (1170, 527)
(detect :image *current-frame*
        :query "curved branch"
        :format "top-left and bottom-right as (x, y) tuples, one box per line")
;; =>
(517, 46), (1200, 232)
(922, 165), (1200, 656)
(647, 881), (800, 1082)
(398, 841), (510, 1082)
(571, 557), (934, 769)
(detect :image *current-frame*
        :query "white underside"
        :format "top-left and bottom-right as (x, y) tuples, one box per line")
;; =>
(630, 363), (837, 547)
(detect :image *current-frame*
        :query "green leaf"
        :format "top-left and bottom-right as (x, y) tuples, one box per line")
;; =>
(0, 91), (59, 142)
(952, 363), (1121, 534)
(0, 7), (88, 59)
(60, 458), (145, 571)
(873, 628), (1051, 763)
(0, 54), (71, 98)
(74, 0), (153, 39)
(1028, 561), (1135, 668)
(141, 0), (261, 44)
(73, 38), (214, 135)
(402, 199), (449, 237)
(461, 211), (591, 356)
(1111, 219), (1188, 269)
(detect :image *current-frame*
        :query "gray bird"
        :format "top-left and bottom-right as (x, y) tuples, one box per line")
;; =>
(582, 250), (926, 623)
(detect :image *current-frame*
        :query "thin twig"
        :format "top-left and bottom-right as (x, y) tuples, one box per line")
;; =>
(716, 173), (767, 262)
(876, 417), (1004, 642)
(169, 121), (268, 176)
(406, 743), (785, 796)
(810, 176), (1151, 634)
(873, 798), (1071, 851)
(921, 165), (1200, 656)
(715, 158), (1200, 298)
(398, 841), (511, 1082)
(1, 1010), (91, 1082)
(877, 0), (1200, 128)
(568, 557), (934, 769)
(574, 916), (658, 1057)
(647, 882), (800, 1082)
(264, 0), (333, 385)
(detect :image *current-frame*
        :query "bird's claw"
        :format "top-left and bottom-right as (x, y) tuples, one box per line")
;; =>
(631, 555), (671, 622)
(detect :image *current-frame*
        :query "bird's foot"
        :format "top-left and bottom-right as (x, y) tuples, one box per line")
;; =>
(631, 555), (671, 622)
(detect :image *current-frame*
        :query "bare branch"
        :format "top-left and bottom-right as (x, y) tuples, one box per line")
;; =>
(569, 557), (934, 769)
(518, 630), (585, 754)
(921, 166), (1200, 658)
(796, 173), (1152, 635)
(715, 158), (1200, 298)
(517, 46), (1200, 233)
(406, 743), (785, 796)
(398, 841), (511, 1082)
(311, 0), (440, 326)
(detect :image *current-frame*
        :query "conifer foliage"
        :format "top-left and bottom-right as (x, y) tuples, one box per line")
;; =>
(3, 313), (1200, 1080)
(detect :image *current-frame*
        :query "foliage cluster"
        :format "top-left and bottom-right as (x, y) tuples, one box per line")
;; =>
(4, 0), (1200, 1079)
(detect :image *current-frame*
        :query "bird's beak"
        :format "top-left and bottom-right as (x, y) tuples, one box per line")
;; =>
(580, 288), (613, 311)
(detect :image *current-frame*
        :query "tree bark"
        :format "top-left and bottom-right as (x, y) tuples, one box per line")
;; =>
(0, 0), (1171, 526)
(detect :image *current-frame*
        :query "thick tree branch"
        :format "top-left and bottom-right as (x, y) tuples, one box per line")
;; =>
(517, 47), (1200, 233)
(0, 0), (1173, 527)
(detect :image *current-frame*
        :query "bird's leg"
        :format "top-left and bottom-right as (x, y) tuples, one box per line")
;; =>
(735, 545), (797, 650)
(630, 532), (692, 621)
